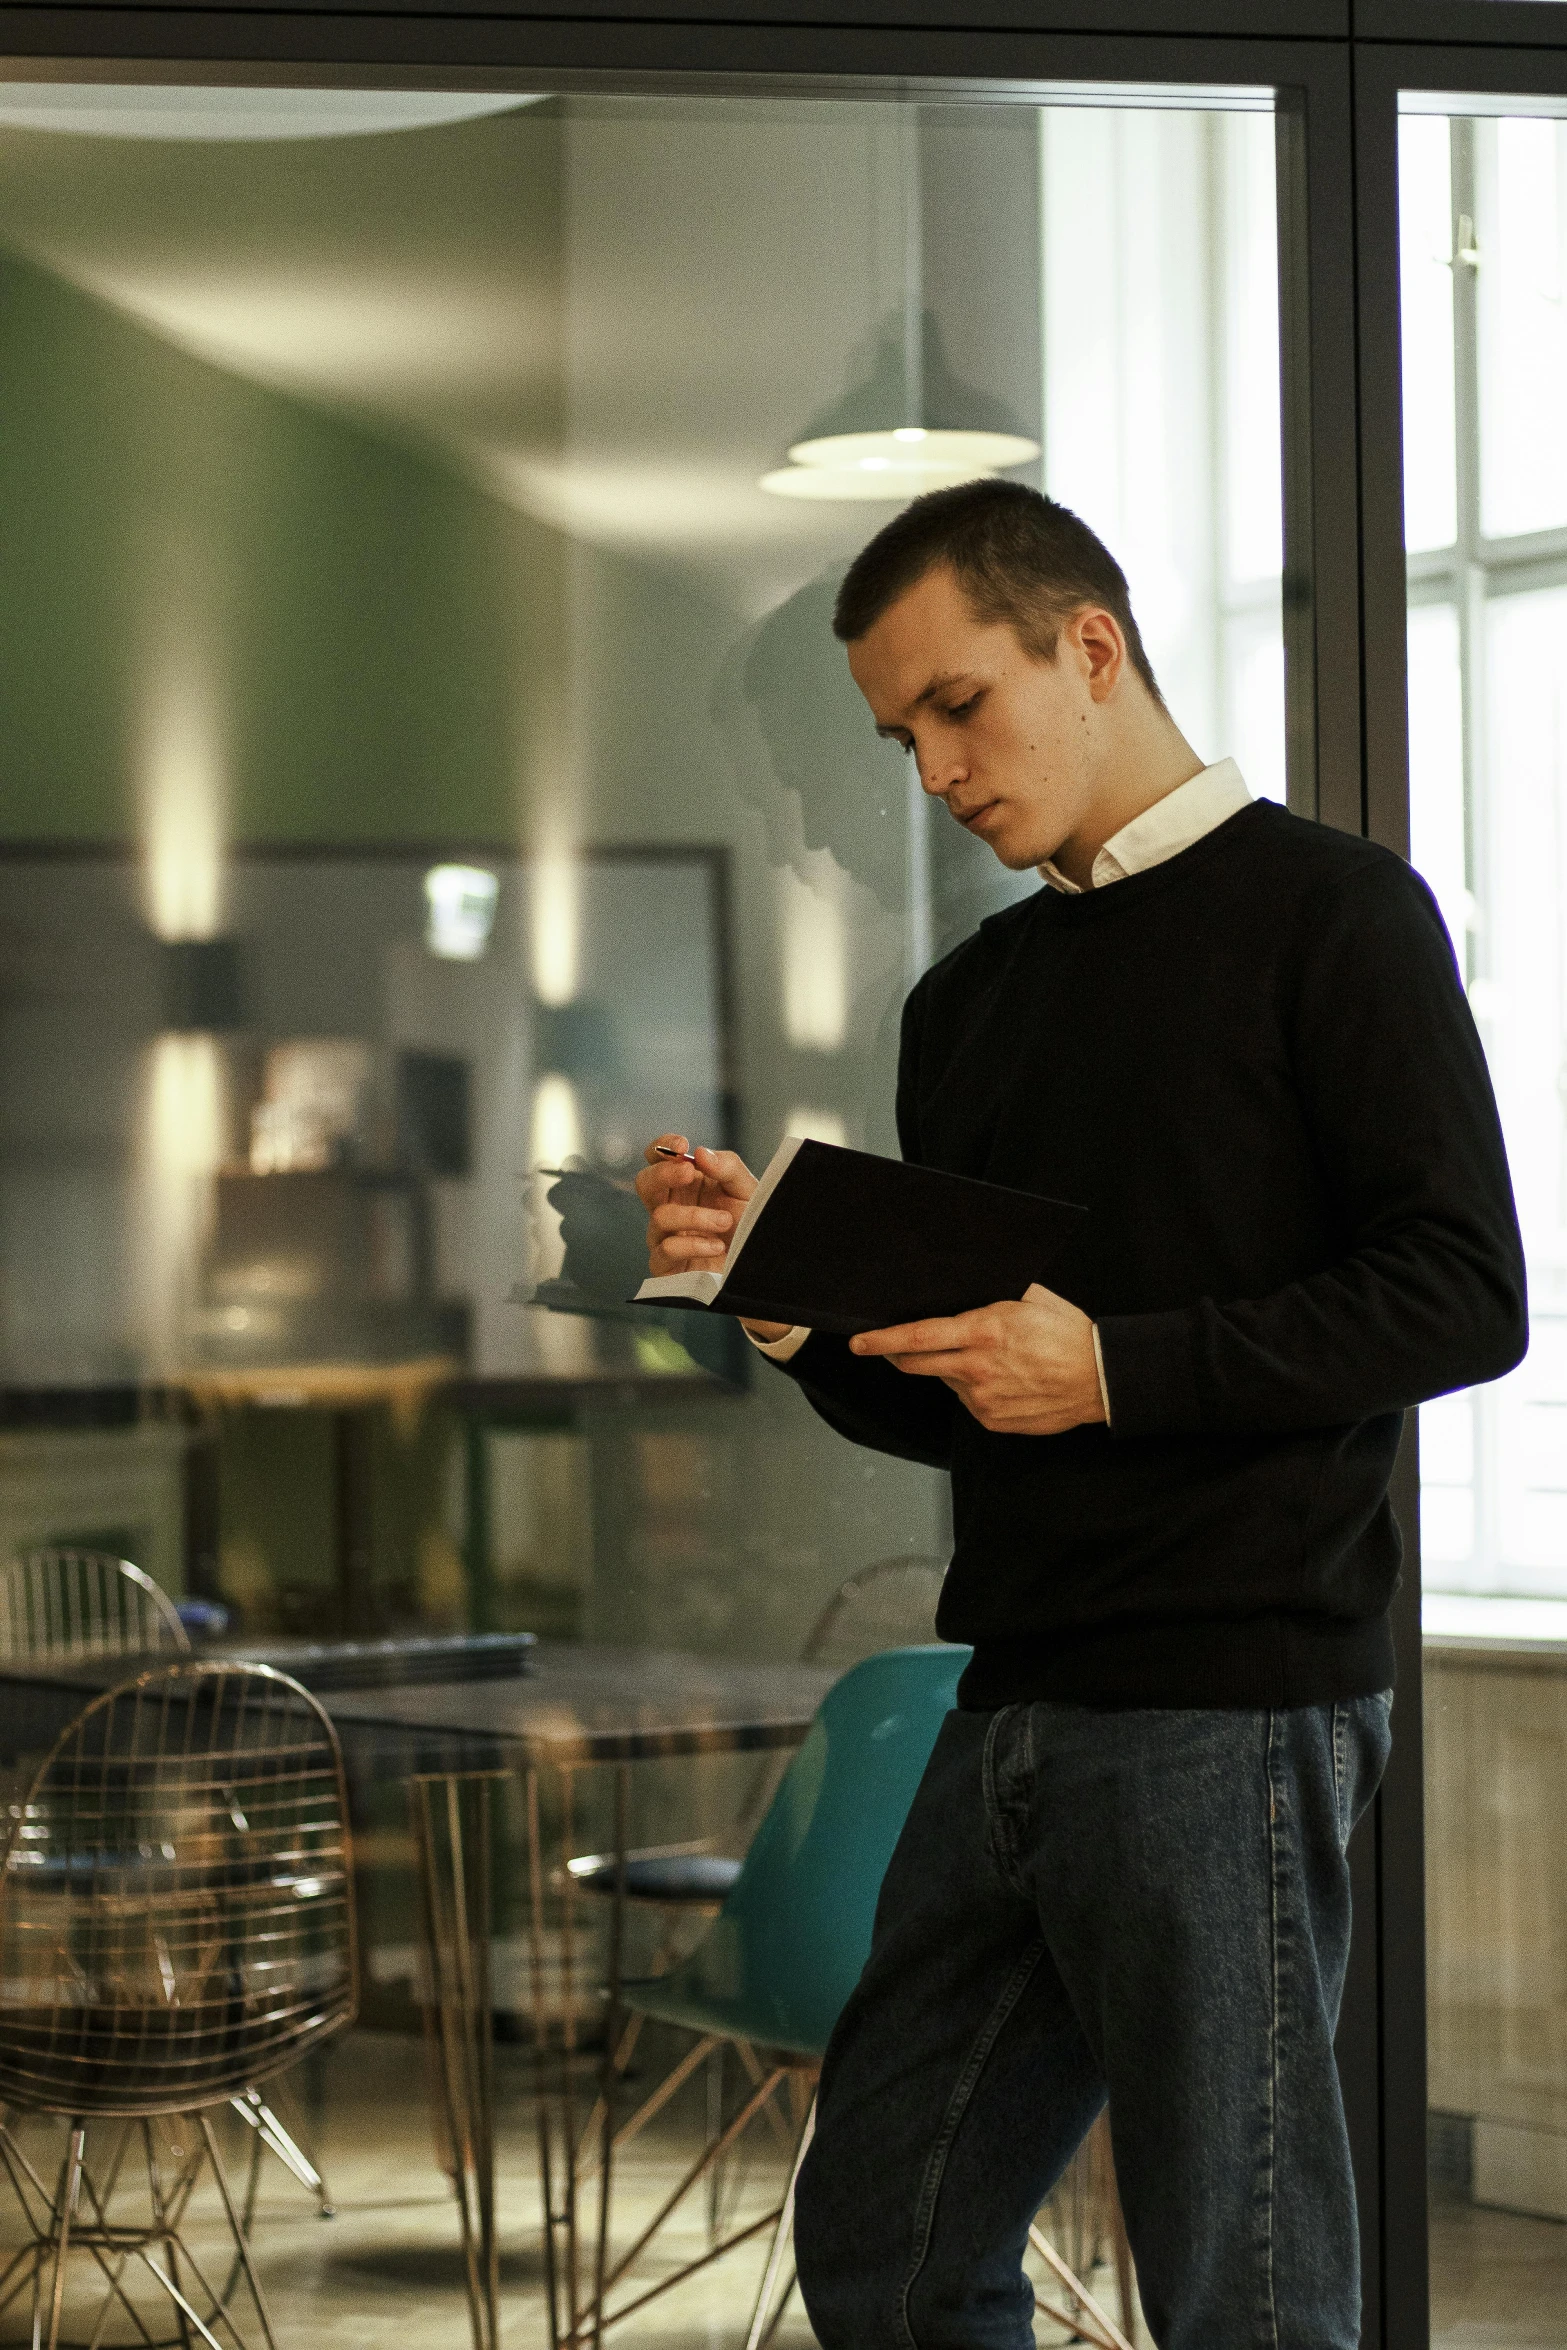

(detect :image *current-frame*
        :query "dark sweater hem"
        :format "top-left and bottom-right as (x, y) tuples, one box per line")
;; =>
(956, 1609), (1397, 1711)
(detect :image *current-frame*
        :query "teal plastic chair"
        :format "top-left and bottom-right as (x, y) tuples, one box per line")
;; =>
(586, 1646), (968, 2350)
(623, 1643), (968, 2058)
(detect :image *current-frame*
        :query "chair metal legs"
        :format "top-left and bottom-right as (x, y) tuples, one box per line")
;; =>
(0, 2109), (279, 2350)
(229, 2088), (334, 2219)
(741, 2091), (814, 2350)
(46, 2125), (83, 2350)
(1030, 2108), (1139, 2350)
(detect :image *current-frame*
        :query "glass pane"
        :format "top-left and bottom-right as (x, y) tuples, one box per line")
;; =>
(1479, 118), (1567, 540)
(1406, 598), (1467, 966)
(1400, 116), (1459, 554)
(1400, 96), (1567, 2342)
(0, 76), (1291, 2343)
(1040, 105), (1285, 800)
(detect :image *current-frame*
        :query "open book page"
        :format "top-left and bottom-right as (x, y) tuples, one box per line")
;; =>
(632, 1134), (803, 1306)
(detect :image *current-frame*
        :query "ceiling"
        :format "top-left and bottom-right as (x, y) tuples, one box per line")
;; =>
(0, 89), (917, 610)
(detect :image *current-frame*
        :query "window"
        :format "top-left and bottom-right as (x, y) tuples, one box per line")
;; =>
(1402, 109), (1567, 1605)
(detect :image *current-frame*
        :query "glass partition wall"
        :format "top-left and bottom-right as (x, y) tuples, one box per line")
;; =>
(1398, 87), (1567, 2344)
(0, 72), (1300, 2344)
(0, 85), (1291, 1646)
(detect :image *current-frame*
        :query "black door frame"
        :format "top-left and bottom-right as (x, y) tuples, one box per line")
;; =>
(6, 9), (1567, 2343)
(1349, 41), (1567, 2348)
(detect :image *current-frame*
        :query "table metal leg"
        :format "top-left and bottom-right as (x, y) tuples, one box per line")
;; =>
(416, 1753), (743, 2350)
(525, 1767), (562, 2350)
(588, 1764), (629, 2350)
(411, 1771), (503, 2350)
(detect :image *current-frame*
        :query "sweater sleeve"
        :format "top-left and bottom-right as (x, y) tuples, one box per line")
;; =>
(758, 973), (958, 1472)
(1097, 856), (1529, 1436)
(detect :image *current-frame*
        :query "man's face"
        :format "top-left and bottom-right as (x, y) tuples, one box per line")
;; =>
(845, 563), (1119, 871)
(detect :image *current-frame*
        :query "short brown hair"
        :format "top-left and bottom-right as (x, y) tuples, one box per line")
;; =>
(832, 479), (1163, 704)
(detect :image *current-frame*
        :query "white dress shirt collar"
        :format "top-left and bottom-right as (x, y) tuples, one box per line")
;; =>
(1038, 757), (1252, 894)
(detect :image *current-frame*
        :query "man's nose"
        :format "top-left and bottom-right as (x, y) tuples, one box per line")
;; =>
(916, 745), (964, 799)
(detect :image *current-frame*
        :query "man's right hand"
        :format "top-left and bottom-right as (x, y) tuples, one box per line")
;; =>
(634, 1135), (790, 1345)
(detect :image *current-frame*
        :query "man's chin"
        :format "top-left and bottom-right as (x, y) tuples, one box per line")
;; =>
(988, 832), (1051, 873)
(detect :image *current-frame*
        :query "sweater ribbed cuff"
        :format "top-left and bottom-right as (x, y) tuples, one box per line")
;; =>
(745, 1322), (812, 1364)
(1094, 1308), (1204, 1437)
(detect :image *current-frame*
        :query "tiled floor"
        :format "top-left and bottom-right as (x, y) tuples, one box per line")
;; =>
(7, 2041), (1563, 2348)
(0, 2028), (1136, 2348)
(37, 2035), (1567, 2348)
(1431, 2189), (1567, 2348)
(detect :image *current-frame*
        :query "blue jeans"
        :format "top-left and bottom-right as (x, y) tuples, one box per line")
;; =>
(794, 1694), (1392, 2350)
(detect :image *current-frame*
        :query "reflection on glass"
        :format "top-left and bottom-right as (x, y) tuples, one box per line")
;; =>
(1405, 602), (1466, 961)
(0, 88), (1287, 1666)
(0, 78), (1297, 2341)
(1399, 116), (1459, 555)
(1480, 118), (1567, 541)
(1401, 98), (1567, 2327)
(1041, 108), (1286, 803)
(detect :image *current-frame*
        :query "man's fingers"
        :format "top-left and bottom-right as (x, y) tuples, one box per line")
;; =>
(647, 1201), (733, 1265)
(650, 1202), (733, 1235)
(635, 1161), (697, 1209)
(691, 1146), (756, 1197)
(851, 1314), (975, 1358)
(644, 1132), (692, 1164)
(654, 1234), (729, 1265)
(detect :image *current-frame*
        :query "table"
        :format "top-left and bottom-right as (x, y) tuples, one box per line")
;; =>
(0, 1640), (834, 2350)
(394, 1647), (833, 2350)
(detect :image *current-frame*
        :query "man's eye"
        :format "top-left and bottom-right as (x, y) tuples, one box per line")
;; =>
(946, 695), (980, 721)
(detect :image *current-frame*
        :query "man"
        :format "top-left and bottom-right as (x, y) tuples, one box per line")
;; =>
(636, 482), (1525, 2349)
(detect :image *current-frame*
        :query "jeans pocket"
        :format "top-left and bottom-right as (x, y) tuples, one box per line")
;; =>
(981, 1704), (1032, 1895)
(1337, 1691), (1394, 1847)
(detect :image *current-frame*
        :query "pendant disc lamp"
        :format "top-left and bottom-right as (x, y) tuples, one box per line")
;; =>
(761, 117), (1039, 501)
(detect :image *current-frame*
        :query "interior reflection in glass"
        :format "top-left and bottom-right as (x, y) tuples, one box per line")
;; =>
(0, 87), (1286, 1660)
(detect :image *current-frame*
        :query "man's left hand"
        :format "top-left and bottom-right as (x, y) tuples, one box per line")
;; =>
(849, 1283), (1106, 1435)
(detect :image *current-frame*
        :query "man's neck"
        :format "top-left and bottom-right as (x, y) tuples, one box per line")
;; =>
(1048, 714), (1206, 892)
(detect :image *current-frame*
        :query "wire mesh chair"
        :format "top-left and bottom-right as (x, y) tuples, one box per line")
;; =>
(0, 1549), (338, 2225)
(0, 1660), (357, 2350)
(0, 1549), (190, 1664)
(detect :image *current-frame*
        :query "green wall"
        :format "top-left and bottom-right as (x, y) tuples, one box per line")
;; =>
(0, 240), (564, 847)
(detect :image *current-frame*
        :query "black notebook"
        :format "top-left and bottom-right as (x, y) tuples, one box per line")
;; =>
(632, 1136), (1085, 1337)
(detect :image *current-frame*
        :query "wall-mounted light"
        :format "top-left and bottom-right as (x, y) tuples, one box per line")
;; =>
(531, 854), (579, 1005)
(424, 864), (499, 961)
(533, 999), (618, 1081)
(778, 867), (848, 1052)
(787, 1108), (848, 1148)
(161, 936), (245, 1033)
(531, 1074), (583, 1171)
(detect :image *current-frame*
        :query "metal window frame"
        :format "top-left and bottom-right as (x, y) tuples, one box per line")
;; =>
(1360, 1), (1567, 50)
(1355, 42), (1567, 2350)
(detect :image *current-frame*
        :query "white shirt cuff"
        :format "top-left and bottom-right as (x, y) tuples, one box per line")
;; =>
(1091, 1323), (1112, 1427)
(745, 1322), (812, 1364)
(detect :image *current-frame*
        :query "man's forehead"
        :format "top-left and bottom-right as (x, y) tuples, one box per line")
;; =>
(849, 636), (982, 722)
(907, 666), (978, 708)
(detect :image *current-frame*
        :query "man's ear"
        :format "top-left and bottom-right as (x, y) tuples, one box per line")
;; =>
(1073, 609), (1126, 703)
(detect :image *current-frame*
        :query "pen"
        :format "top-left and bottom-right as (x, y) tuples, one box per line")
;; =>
(654, 1144), (701, 1164)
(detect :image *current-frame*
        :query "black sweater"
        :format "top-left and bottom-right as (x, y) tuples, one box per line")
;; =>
(771, 800), (1528, 1709)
